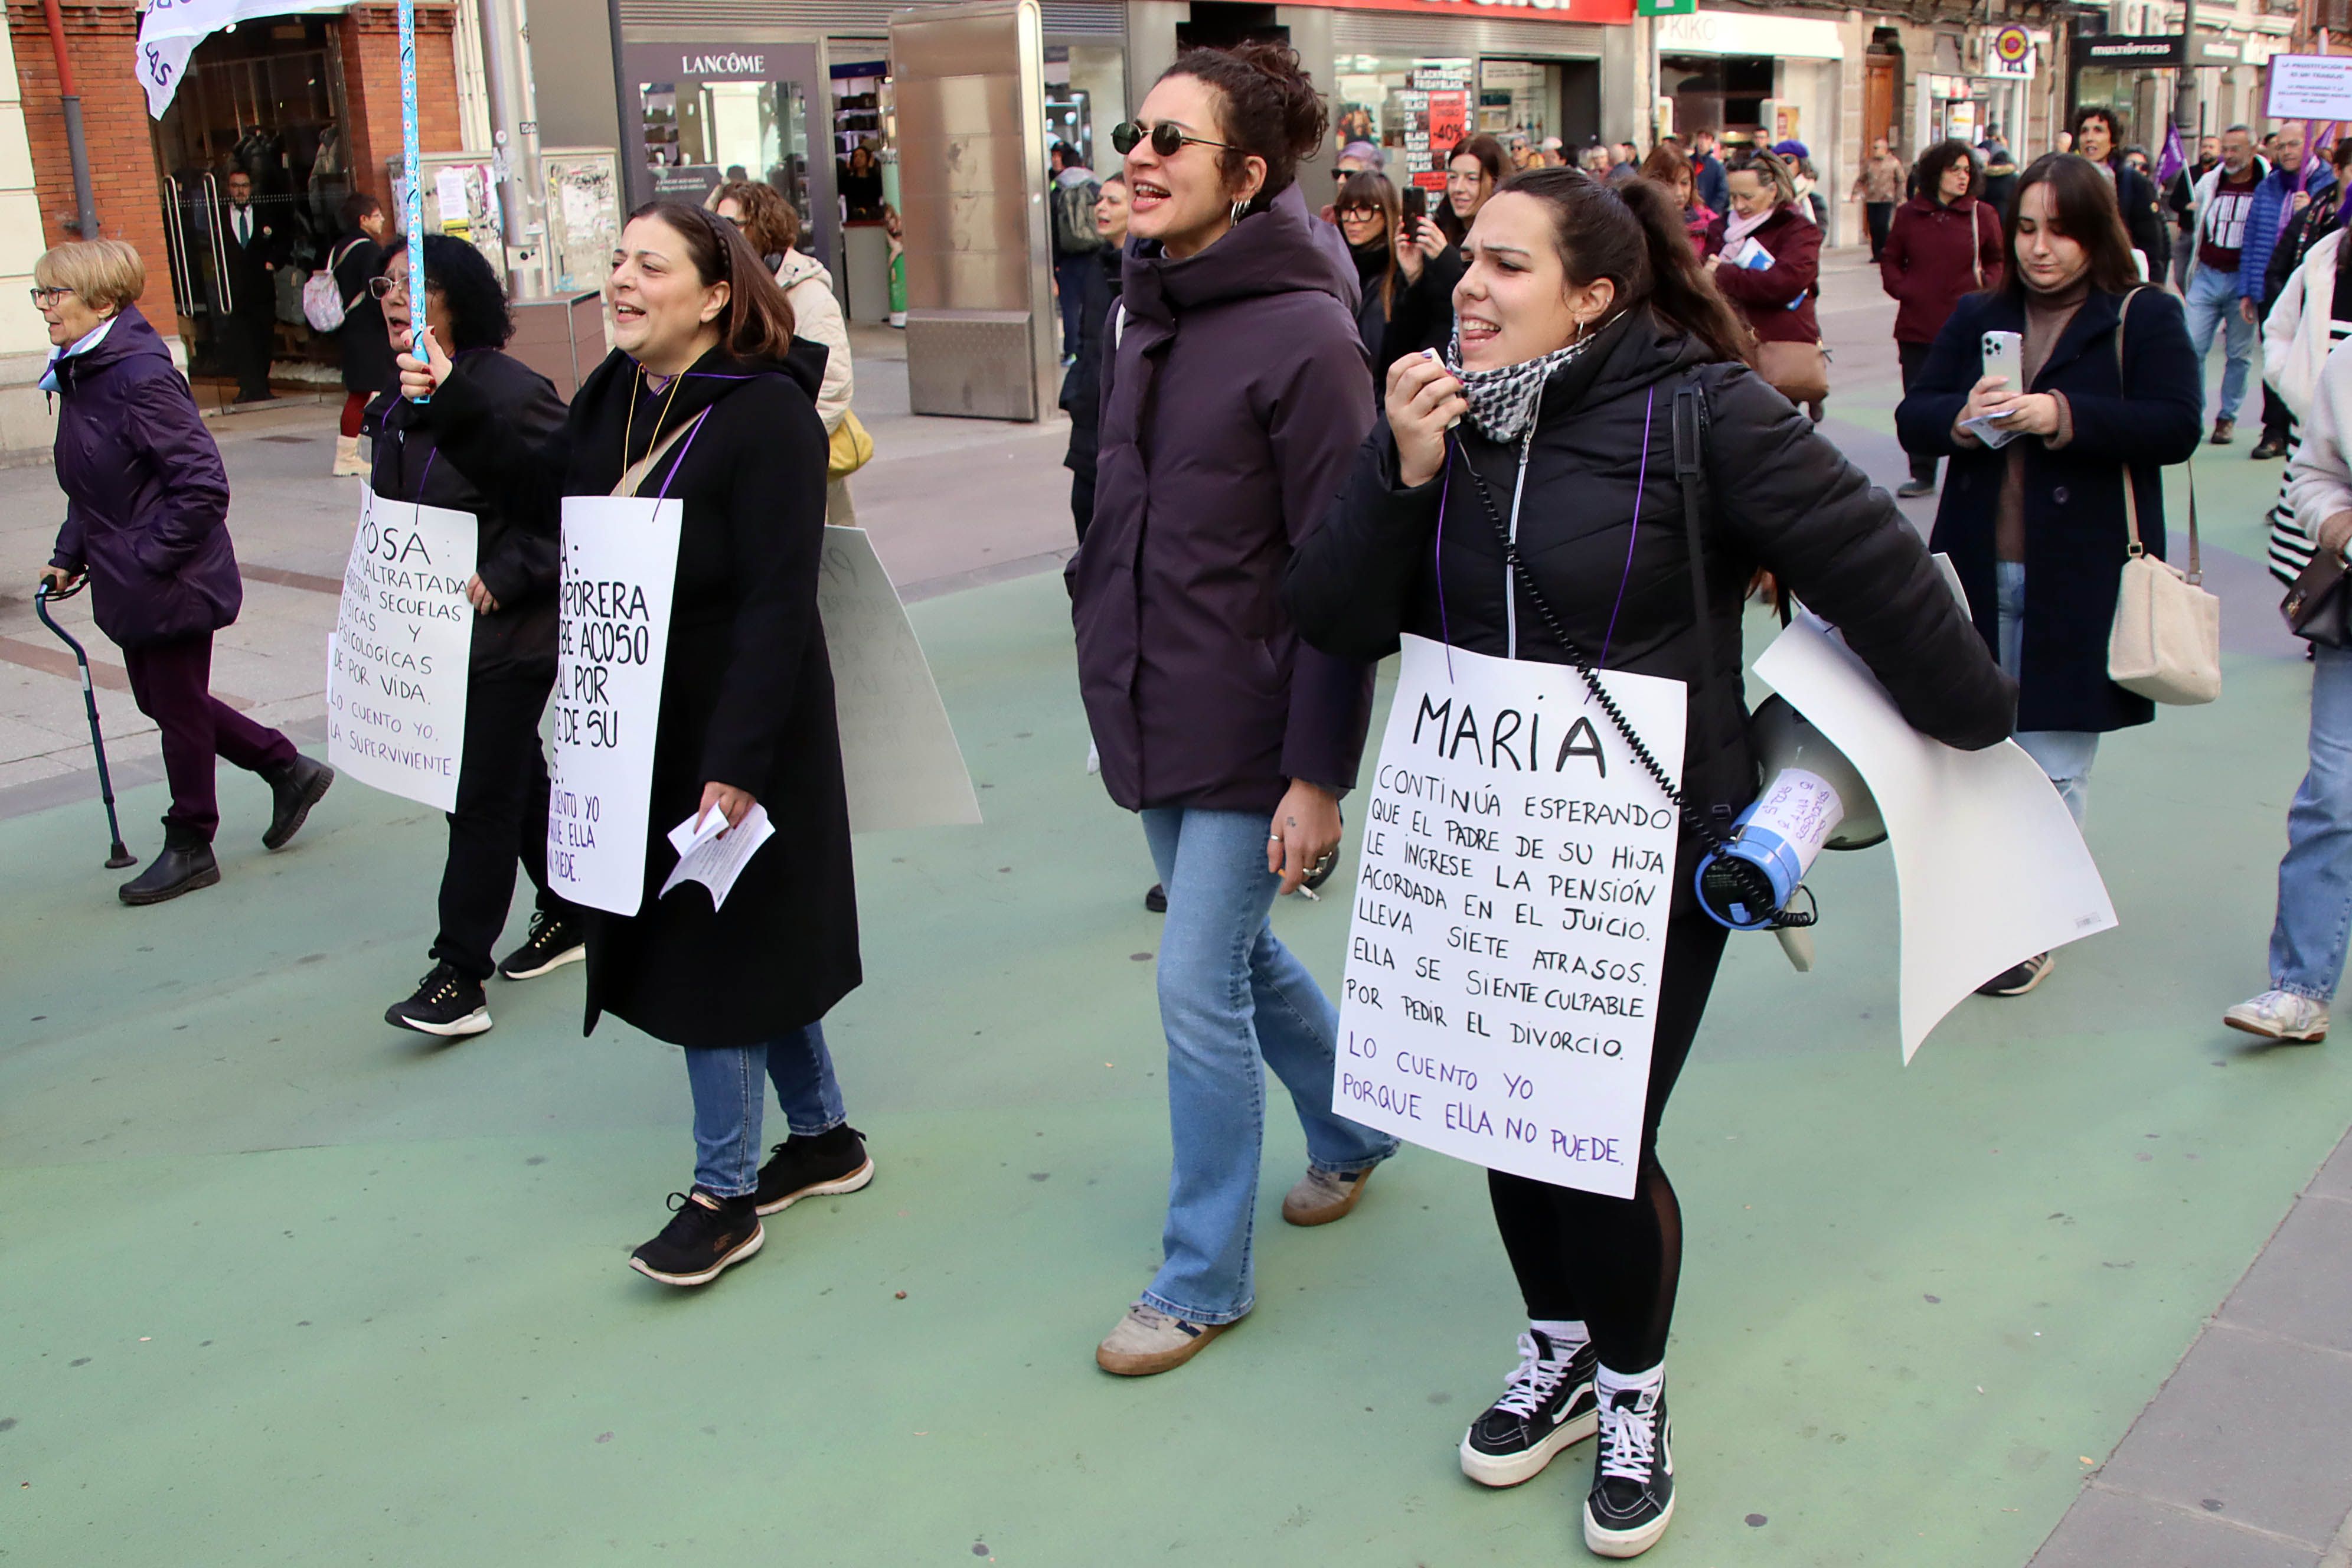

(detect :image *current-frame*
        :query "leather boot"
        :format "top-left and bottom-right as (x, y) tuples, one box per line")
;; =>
(331, 434), (367, 476)
(119, 822), (220, 906)
(262, 755), (335, 850)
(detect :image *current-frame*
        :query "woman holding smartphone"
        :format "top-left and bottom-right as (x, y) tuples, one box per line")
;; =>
(1897, 153), (2201, 997)
(1383, 134), (1511, 368)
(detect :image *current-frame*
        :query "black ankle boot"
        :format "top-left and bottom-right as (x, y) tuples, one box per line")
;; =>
(261, 755), (334, 850)
(119, 822), (220, 906)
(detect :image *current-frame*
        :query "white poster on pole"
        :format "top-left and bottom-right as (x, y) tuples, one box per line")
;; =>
(1752, 612), (2116, 1061)
(547, 495), (682, 916)
(817, 526), (981, 832)
(324, 487), (475, 812)
(1335, 635), (1685, 1199)
(2269, 55), (2352, 122)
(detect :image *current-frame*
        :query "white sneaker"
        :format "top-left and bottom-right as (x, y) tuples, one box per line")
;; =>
(2223, 989), (2329, 1043)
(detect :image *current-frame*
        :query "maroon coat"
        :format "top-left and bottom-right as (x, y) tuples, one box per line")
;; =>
(1704, 204), (1822, 345)
(46, 305), (241, 649)
(1880, 194), (2005, 345)
(1069, 188), (1377, 815)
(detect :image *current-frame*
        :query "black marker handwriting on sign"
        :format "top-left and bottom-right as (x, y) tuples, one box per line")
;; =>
(1410, 693), (1605, 776)
(555, 571), (654, 751)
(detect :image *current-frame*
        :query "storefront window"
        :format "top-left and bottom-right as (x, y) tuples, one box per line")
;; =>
(639, 77), (811, 229)
(1479, 60), (1554, 143)
(831, 61), (889, 221)
(1334, 55), (1474, 192)
(1661, 54), (1774, 145)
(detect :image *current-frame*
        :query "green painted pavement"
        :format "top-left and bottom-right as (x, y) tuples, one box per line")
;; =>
(1, 463), (2340, 1564)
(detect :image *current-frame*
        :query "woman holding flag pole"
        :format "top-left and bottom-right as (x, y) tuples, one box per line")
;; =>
(396, 202), (866, 1288)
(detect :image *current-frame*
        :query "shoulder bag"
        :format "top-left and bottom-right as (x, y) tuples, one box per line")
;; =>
(2105, 286), (2223, 704)
(2285, 548), (2352, 648)
(828, 409), (874, 479)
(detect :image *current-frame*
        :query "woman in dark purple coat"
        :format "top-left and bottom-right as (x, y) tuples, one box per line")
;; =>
(1069, 42), (1394, 1378)
(35, 241), (331, 904)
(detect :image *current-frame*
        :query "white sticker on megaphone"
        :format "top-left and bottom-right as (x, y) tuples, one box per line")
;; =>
(1750, 766), (1847, 866)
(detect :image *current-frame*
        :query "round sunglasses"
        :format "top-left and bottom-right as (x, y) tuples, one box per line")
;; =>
(1111, 119), (1234, 159)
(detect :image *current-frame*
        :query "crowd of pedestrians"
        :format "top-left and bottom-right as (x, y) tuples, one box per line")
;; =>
(34, 52), (2352, 1559)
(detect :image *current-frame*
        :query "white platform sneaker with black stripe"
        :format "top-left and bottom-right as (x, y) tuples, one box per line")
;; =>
(1459, 1328), (1599, 1486)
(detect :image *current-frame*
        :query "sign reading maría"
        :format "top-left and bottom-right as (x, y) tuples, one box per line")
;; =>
(1336, 636), (1685, 1198)
(325, 488), (475, 812)
(547, 496), (681, 915)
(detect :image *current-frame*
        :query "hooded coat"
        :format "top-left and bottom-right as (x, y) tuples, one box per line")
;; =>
(1285, 310), (2013, 914)
(371, 348), (569, 679)
(330, 230), (397, 398)
(46, 304), (243, 649)
(1897, 286), (2204, 734)
(1069, 188), (1377, 816)
(420, 338), (858, 1046)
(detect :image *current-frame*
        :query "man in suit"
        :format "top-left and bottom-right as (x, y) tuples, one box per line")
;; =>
(215, 169), (283, 402)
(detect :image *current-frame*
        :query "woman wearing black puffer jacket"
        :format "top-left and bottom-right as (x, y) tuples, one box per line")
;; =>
(1286, 166), (2013, 1560)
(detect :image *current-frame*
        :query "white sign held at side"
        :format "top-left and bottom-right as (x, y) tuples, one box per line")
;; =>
(325, 486), (475, 812)
(816, 526), (980, 832)
(1336, 635), (1685, 1199)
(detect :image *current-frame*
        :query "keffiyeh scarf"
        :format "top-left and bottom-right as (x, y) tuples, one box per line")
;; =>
(1443, 329), (1599, 445)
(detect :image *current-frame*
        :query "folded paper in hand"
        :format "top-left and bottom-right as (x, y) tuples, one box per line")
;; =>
(1959, 409), (2026, 449)
(659, 803), (775, 911)
(1727, 237), (1775, 271)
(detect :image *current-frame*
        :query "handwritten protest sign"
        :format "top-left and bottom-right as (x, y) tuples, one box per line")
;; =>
(817, 526), (980, 832)
(324, 488), (475, 812)
(1336, 635), (1685, 1198)
(547, 495), (681, 915)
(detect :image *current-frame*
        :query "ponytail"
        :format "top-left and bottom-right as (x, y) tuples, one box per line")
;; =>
(1495, 166), (1754, 368)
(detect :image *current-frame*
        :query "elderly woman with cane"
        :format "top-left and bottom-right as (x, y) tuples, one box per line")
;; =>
(34, 239), (332, 905)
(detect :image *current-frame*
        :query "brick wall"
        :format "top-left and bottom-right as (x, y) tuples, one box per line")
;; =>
(7, 3), (168, 267)
(340, 4), (465, 214)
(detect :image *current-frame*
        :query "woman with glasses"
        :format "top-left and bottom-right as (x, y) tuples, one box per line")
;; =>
(1072, 41), (1393, 1378)
(1334, 168), (1403, 375)
(34, 241), (333, 904)
(368, 235), (587, 1038)
(711, 179), (858, 523)
(398, 202), (868, 1288)
(1383, 133), (1511, 365)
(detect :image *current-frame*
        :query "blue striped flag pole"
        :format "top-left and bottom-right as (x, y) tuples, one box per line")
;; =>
(398, 0), (428, 401)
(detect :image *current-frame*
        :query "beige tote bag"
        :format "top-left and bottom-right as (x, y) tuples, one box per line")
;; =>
(2105, 288), (2222, 705)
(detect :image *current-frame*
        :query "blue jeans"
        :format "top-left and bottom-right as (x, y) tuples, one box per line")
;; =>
(2182, 263), (2255, 423)
(682, 1023), (846, 1198)
(2270, 645), (2352, 999)
(1138, 807), (1399, 1325)
(1997, 562), (2100, 826)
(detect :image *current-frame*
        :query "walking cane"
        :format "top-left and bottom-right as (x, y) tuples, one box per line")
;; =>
(32, 577), (138, 868)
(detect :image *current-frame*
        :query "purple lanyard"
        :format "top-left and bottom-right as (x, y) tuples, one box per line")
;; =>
(648, 410), (711, 501)
(1430, 384), (1657, 674)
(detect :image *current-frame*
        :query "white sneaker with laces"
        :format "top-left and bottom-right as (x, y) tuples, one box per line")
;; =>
(2223, 989), (2329, 1043)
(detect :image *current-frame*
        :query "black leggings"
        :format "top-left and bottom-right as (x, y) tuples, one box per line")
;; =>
(1488, 912), (1730, 1375)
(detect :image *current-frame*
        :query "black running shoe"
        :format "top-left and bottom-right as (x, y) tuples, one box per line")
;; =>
(1459, 1329), (1599, 1486)
(753, 1125), (875, 1216)
(1584, 1384), (1675, 1559)
(384, 962), (492, 1038)
(497, 910), (586, 981)
(629, 1188), (765, 1286)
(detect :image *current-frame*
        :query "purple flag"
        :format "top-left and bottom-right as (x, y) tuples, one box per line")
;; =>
(2158, 123), (2186, 187)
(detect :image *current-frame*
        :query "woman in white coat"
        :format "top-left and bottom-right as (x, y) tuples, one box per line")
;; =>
(714, 180), (860, 522)
(2260, 153), (2352, 587)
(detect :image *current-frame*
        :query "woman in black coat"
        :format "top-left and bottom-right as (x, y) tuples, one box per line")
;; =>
(1059, 174), (1125, 540)
(329, 192), (396, 476)
(1071, 43), (1393, 1380)
(400, 201), (868, 1288)
(369, 235), (584, 1038)
(1287, 168), (2012, 1560)
(1334, 168), (1403, 379)
(1897, 153), (2202, 995)
(1381, 133), (1510, 368)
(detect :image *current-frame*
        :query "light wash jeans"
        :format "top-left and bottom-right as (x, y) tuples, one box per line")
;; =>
(682, 1023), (846, 1198)
(2181, 263), (2255, 424)
(1997, 562), (2101, 826)
(1138, 806), (1399, 1325)
(2269, 645), (2352, 999)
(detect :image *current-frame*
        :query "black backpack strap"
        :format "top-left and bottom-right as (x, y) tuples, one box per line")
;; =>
(1672, 378), (1718, 698)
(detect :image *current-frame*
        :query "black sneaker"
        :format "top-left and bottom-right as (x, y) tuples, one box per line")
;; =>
(384, 962), (492, 1038)
(1459, 1329), (1598, 1486)
(629, 1187), (765, 1286)
(497, 910), (586, 981)
(1977, 951), (2054, 997)
(753, 1125), (875, 1216)
(261, 756), (334, 851)
(1584, 1384), (1675, 1559)
(1144, 883), (1167, 913)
